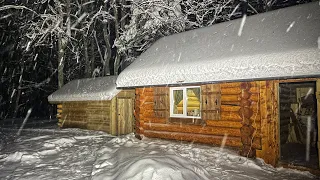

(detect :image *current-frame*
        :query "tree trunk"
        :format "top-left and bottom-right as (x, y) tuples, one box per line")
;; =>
(102, 22), (111, 76)
(83, 33), (91, 78)
(13, 65), (24, 118)
(112, 0), (121, 75)
(90, 36), (96, 77)
(57, 34), (67, 88)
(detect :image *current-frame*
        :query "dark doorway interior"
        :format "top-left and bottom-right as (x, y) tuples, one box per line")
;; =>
(279, 82), (318, 169)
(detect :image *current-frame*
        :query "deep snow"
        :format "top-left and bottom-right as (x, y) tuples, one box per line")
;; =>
(0, 128), (317, 180)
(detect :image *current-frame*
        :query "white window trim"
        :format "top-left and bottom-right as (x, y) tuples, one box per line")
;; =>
(169, 86), (201, 119)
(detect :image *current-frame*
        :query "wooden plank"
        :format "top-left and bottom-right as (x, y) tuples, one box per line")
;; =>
(202, 84), (221, 120)
(127, 98), (134, 134)
(110, 98), (117, 135)
(257, 80), (279, 166)
(256, 81), (268, 161)
(117, 98), (125, 135)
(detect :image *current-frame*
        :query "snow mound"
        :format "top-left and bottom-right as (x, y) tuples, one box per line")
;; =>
(93, 151), (211, 180)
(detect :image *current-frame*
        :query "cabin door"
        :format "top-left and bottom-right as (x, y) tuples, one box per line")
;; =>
(279, 81), (318, 169)
(117, 98), (134, 135)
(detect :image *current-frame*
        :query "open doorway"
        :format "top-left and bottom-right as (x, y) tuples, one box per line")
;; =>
(279, 81), (318, 169)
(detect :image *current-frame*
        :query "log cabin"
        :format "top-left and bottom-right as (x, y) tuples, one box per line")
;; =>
(116, 2), (320, 169)
(48, 76), (135, 136)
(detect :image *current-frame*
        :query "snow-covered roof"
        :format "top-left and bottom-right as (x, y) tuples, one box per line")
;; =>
(117, 2), (320, 88)
(48, 76), (120, 102)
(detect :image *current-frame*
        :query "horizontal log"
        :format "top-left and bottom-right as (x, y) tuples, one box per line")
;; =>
(206, 120), (261, 130)
(206, 120), (242, 128)
(142, 118), (167, 124)
(221, 87), (241, 95)
(57, 104), (63, 109)
(221, 95), (240, 102)
(220, 82), (258, 88)
(220, 87), (259, 95)
(144, 123), (241, 137)
(220, 111), (261, 122)
(221, 105), (258, 113)
(221, 101), (241, 106)
(143, 130), (242, 147)
(221, 94), (259, 102)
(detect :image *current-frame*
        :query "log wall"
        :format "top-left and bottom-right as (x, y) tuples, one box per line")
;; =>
(57, 90), (135, 135)
(57, 101), (111, 133)
(135, 81), (262, 149)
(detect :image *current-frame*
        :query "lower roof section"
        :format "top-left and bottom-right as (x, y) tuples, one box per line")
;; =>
(48, 76), (120, 103)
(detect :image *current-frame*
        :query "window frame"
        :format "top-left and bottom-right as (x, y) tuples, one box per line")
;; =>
(169, 86), (201, 119)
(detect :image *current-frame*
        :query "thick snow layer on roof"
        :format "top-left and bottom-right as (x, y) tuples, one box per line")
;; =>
(117, 2), (320, 88)
(48, 76), (120, 102)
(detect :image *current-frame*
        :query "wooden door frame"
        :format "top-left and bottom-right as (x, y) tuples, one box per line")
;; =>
(277, 78), (320, 168)
(116, 97), (134, 135)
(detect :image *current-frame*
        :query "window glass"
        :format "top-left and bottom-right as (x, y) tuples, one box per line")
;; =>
(186, 88), (201, 117)
(173, 89), (183, 114)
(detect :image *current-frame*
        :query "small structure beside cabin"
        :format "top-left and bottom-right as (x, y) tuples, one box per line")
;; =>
(117, 2), (320, 169)
(48, 76), (135, 136)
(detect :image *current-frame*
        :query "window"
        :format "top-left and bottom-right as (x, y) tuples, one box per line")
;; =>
(170, 86), (201, 118)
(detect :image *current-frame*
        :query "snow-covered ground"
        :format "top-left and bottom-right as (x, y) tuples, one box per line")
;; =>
(0, 128), (317, 180)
